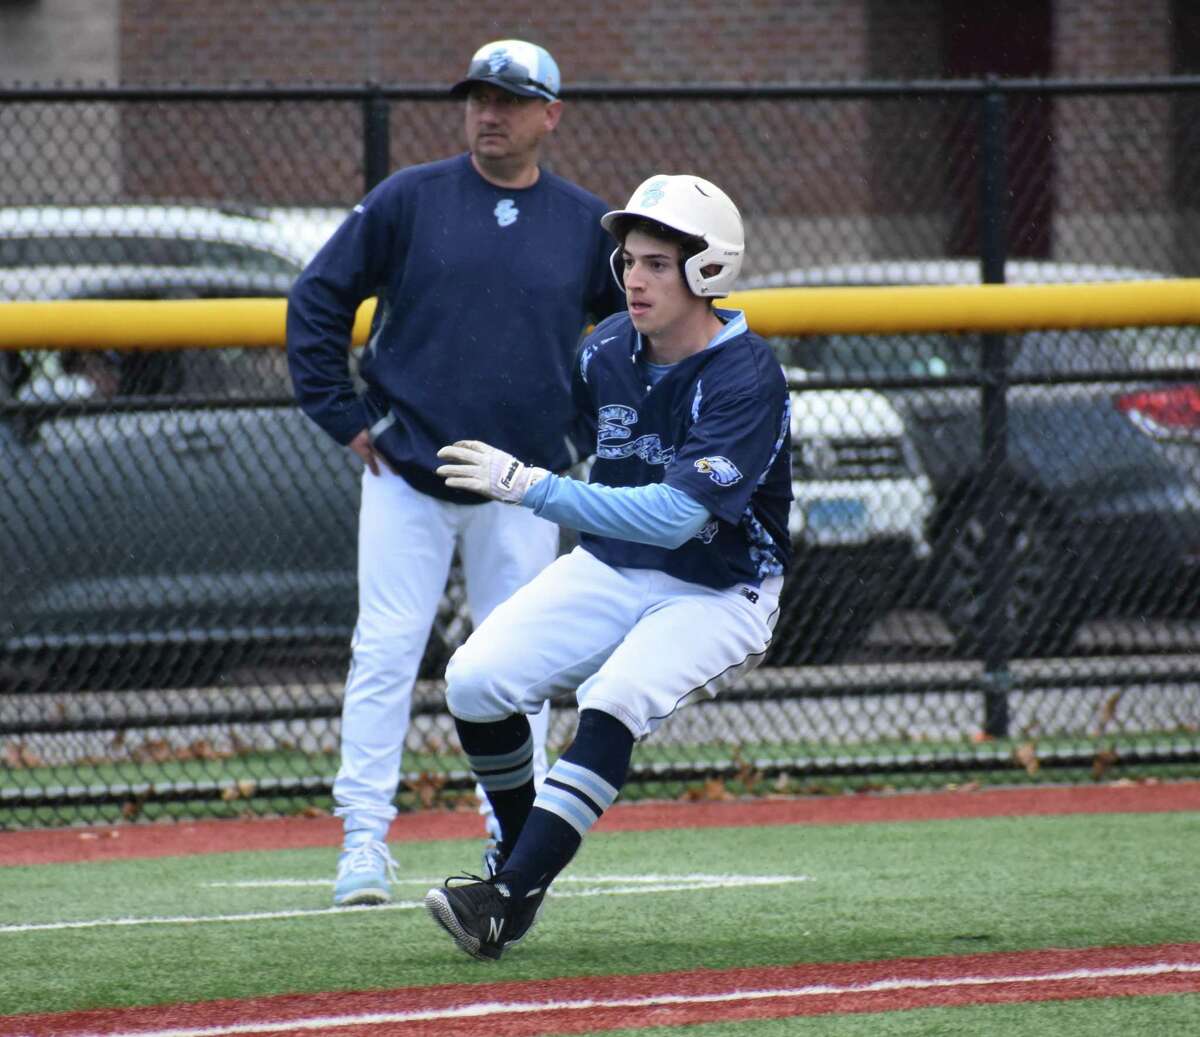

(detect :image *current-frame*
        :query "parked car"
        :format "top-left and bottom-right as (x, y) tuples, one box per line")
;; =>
(0, 204), (365, 691)
(0, 206), (939, 690)
(747, 259), (1200, 657)
(775, 369), (934, 663)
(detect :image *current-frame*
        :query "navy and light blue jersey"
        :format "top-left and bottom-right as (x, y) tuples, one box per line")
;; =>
(572, 310), (793, 589)
(286, 153), (624, 502)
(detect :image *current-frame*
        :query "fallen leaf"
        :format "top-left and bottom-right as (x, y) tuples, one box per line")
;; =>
(220, 779), (257, 802)
(187, 739), (230, 762)
(131, 738), (174, 764)
(2, 742), (44, 768)
(1098, 691), (1124, 732)
(700, 778), (734, 801)
(406, 771), (447, 810)
(1092, 749), (1119, 781)
(734, 762), (763, 794)
(1014, 742), (1040, 776)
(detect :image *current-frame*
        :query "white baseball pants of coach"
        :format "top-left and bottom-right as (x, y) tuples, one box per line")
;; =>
(445, 546), (782, 740)
(333, 467), (558, 840)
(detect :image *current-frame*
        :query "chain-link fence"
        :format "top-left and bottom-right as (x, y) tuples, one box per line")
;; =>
(3, 80), (1200, 826)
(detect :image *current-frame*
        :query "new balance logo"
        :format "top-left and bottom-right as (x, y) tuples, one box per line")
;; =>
(487, 915), (506, 943)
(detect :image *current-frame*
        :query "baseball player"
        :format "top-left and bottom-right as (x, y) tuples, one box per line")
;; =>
(285, 39), (624, 906)
(423, 174), (792, 960)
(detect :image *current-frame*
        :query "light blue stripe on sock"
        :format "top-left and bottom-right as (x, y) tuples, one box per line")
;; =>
(475, 759), (535, 791)
(466, 736), (533, 773)
(534, 785), (598, 837)
(549, 759), (619, 810)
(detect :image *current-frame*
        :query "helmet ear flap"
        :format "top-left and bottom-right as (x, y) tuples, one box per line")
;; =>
(682, 244), (741, 298)
(607, 246), (625, 294)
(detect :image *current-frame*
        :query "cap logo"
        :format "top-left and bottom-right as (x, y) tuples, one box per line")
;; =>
(639, 180), (667, 208)
(487, 50), (513, 74)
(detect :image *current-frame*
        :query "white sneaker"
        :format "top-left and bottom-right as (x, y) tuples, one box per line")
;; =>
(333, 839), (398, 906)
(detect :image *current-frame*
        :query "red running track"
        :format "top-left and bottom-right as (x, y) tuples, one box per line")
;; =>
(4, 942), (1199, 1037)
(3, 781), (1199, 868)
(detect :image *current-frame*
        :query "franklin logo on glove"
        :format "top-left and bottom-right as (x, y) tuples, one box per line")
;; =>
(500, 458), (522, 490)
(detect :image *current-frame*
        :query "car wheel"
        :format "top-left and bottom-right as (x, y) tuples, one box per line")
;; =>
(933, 488), (1078, 658)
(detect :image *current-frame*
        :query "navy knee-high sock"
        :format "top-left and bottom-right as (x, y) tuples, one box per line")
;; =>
(495, 708), (634, 902)
(454, 714), (534, 858)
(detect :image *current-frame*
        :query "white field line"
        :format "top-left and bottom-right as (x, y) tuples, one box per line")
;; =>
(24, 961), (1200, 1037)
(0, 874), (810, 934)
(202, 872), (803, 889)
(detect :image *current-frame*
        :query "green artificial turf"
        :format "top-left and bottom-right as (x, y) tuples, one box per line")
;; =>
(1, 810), (1197, 1017)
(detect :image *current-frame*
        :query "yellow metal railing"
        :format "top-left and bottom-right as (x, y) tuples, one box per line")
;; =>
(1, 279), (1199, 350)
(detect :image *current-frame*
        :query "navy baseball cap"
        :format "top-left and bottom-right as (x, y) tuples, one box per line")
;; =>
(451, 39), (561, 102)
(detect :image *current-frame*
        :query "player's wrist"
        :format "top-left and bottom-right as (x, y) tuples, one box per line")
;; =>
(519, 467), (552, 508)
(495, 455), (548, 504)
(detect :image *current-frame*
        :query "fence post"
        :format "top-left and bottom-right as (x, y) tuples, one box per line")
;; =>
(978, 82), (1012, 738)
(362, 85), (390, 193)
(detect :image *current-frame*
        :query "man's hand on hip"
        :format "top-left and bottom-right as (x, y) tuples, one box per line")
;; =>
(436, 440), (548, 503)
(349, 429), (394, 477)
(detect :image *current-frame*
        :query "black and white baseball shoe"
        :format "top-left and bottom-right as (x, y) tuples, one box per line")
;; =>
(424, 873), (547, 962)
(481, 847), (548, 949)
(505, 880), (547, 949)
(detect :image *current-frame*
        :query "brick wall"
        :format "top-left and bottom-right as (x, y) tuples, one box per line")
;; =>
(113, 0), (1190, 87)
(1056, 0), (1172, 76)
(116, 0), (871, 87)
(1052, 0), (1176, 268)
(4, 3), (1194, 271)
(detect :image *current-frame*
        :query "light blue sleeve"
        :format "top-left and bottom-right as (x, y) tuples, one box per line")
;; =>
(523, 476), (712, 549)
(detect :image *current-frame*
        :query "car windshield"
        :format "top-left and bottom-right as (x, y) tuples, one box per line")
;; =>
(0, 235), (299, 275)
(775, 325), (1200, 380)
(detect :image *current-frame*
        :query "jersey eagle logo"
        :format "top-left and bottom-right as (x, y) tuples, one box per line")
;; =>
(694, 456), (742, 486)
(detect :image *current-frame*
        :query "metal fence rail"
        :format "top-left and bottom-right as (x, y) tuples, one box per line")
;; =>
(2, 78), (1199, 826)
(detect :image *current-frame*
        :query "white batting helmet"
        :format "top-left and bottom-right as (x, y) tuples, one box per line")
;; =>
(601, 174), (745, 298)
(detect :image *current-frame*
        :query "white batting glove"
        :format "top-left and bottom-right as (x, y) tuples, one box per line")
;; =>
(435, 440), (549, 504)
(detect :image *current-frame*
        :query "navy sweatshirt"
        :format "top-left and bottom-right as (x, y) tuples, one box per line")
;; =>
(286, 153), (623, 502)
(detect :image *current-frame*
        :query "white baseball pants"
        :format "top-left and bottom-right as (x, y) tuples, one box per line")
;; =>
(333, 467), (559, 838)
(445, 546), (782, 740)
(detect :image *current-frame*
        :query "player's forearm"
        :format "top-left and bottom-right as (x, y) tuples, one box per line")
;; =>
(524, 477), (711, 549)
